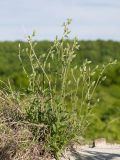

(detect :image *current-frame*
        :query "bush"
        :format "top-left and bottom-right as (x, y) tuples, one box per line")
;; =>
(0, 19), (116, 159)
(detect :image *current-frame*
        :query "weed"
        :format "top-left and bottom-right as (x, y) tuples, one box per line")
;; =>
(0, 19), (116, 159)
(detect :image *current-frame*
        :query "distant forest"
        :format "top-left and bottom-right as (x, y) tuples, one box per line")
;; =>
(0, 40), (120, 142)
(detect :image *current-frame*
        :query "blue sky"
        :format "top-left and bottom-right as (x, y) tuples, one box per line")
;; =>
(0, 0), (120, 41)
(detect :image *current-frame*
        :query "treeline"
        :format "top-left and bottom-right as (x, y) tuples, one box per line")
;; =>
(0, 40), (120, 87)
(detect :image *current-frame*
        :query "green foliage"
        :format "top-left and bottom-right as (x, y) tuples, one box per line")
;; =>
(0, 19), (116, 159)
(0, 38), (120, 87)
(0, 21), (120, 159)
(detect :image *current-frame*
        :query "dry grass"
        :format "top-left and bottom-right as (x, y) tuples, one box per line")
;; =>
(0, 98), (52, 160)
